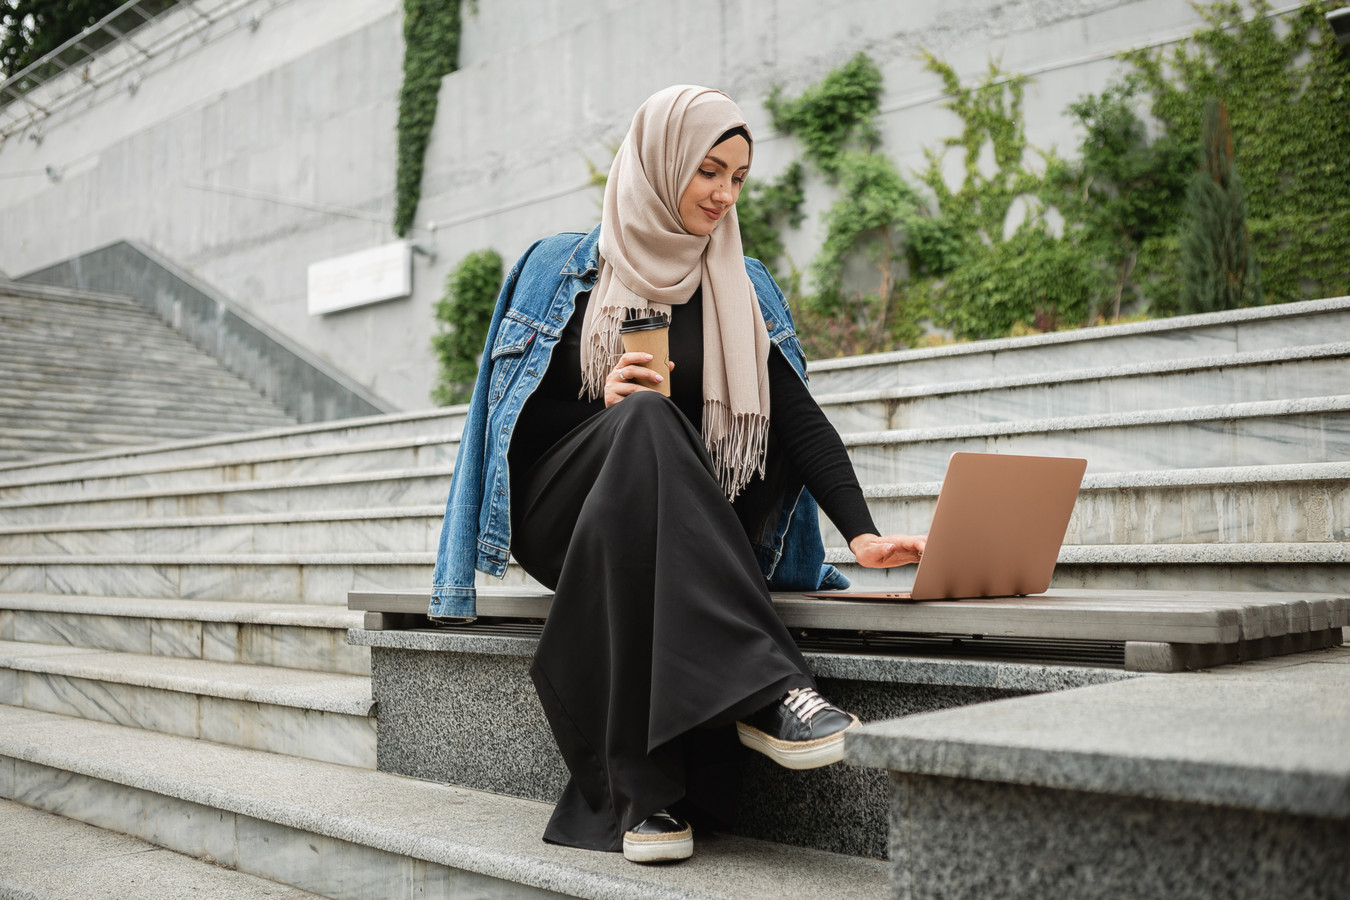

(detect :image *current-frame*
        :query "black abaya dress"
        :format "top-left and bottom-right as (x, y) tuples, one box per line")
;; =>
(508, 289), (877, 852)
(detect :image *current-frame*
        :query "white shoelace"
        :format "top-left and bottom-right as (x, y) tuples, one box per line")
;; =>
(784, 688), (832, 723)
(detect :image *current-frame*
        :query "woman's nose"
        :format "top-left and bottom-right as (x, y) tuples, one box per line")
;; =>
(712, 184), (733, 205)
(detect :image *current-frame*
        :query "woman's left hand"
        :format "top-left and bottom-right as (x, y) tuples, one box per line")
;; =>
(849, 533), (927, 569)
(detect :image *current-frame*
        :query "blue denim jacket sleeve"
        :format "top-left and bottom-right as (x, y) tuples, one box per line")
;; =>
(428, 237), (556, 619)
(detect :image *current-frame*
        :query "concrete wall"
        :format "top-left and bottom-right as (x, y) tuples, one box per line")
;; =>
(0, 0), (1211, 411)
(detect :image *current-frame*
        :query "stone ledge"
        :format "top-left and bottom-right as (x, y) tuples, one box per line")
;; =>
(841, 393), (1350, 447)
(349, 626), (1138, 691)
(0, 705), (889, 900)
(0, 799), (325, 900)
(815, 340), (1350, 405)
(806, 294), (1350, 374)
(0, 640), (374, 716)
(847, 645), (1350, 820)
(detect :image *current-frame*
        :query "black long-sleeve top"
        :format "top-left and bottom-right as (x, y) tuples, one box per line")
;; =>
(510, 289), (879, 543)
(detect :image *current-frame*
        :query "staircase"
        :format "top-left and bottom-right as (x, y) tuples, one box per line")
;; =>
(1, 296), (1347, 897)
(0, 282), (297, 462)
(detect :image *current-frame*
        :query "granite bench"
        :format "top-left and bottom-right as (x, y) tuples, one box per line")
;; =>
(346, 587), (1346, 860)
(847, 645), (1350, 899)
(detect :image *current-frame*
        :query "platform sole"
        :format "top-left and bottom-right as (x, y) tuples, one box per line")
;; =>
(736, 715), (860, 770)
(623, 829), (694, 863)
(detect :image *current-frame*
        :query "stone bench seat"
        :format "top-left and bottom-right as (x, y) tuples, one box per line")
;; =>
(349, 587), (1348, 673)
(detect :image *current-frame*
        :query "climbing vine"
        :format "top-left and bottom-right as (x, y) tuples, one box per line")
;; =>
(743, 0), (1350, 357)
(431, 249), (503, 405)
(1125, 0), (1350, 307)
(394, 0), (466, 237)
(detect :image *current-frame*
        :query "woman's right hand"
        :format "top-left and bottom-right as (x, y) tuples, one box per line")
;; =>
(604, 352), (674, 408)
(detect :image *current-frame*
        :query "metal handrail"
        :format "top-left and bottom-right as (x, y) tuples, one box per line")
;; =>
(0, 0), (265, 141)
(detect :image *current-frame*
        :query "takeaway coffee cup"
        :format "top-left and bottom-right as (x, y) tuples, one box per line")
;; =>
(619, 312), (671, 397)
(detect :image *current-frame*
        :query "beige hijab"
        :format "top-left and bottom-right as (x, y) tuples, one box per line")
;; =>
(580, 85), (771, 499)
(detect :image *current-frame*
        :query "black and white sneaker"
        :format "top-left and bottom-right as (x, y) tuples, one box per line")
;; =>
(736, 688), (860, 770)
(622, 810), (693, 863)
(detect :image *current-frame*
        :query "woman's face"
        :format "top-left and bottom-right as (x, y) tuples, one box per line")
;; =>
(678, 135), (750, 236)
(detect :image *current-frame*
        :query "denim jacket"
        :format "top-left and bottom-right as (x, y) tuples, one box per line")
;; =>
(428, 225), (849, 620)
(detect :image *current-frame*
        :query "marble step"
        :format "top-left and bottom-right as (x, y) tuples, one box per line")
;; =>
(0, 361), (268, 392)
(0, 508), (442, 557)
(843, 395), (1350, 482)
(816, 342), (1350, 432)
(0, 705), (888, 900)
(0, 437), (459, 504)
(806, 295), (1350, 394)
(0, 594), (369, 676)
(0, 466), (452, 526)
(825, 542), (1350, 593)
(0, 415), (282, 446)
(0, 799), (324, 900)
(0, 390), (293, 424)
(818, 463), (1350, 547)
(0, 553), (435, 604)
(0, 409), (464, 486)
(0, 306), (215, 341)
(0, 642), (375, 766)
(0, 335), (239, 371)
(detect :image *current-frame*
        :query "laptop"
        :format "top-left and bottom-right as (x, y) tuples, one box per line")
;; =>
(810, 452), (1087, 602)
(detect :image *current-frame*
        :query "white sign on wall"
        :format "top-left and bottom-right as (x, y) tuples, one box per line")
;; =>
(307, 241), (412, 315)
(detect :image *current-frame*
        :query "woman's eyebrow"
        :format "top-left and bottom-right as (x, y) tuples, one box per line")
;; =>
(705, 154), (750, 173)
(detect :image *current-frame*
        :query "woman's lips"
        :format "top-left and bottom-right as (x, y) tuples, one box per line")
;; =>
(701, 206), (723, 220)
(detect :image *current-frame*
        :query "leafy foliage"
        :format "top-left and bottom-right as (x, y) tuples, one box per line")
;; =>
(742, 1), (1350, 358)
(1178, 97), (1261, 313)
(765, 52), (883, 176)
(431, 249), (503, 406)
(735, 160), (804, 288)
(1126, 0), (1350, 306)
(2, 0), (169, 81)
(395, 0), (464, 237)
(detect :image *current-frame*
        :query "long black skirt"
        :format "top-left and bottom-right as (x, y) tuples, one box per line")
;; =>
(510, 391), (815, 852)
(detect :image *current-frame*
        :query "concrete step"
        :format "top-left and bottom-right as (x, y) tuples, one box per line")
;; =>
(0, 508), (441, 557)
(0, 305), (215, 343)
(0, 415), (285, 446)
(816, 342), (1350, 432)
(0, 410), (464, 486)
(0, 466), (451, 526)
(0, 438), (458, 504)
(845, 649), (1350, 899)
(0, 705), (888, 900)
(0, 642), (375, 766)
(0, 553), (435, 604)
(844, 395), (1350, 482)
(826, 541), (1350, 593)
(0, 389), (293, 422)
(0, 327), (240, 365)
(805, 295), (1350, 393)
(819, 463), (1350, 547)
(0, 594), (369, 676)
(0, 799), (324, 900)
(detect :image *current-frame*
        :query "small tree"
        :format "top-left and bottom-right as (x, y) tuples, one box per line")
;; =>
(431, 249), (503, 406)
(1178, 97), (1261, 314)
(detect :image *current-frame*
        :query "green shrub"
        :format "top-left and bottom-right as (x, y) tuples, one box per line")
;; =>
(431, 249), (503, 406)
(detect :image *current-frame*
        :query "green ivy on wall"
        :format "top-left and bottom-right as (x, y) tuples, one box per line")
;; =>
(742, 0), (1350, 358)
(1126, 0), (1350, 308)
(394, 0), (465, 237)
(431, 249), (504, 405)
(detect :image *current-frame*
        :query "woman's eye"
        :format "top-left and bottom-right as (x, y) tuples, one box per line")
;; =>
(733, 175), (745, 185)
(699, 169), (716, 179)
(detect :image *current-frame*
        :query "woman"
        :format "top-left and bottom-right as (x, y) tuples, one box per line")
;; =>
(429, 85), (926, 864)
